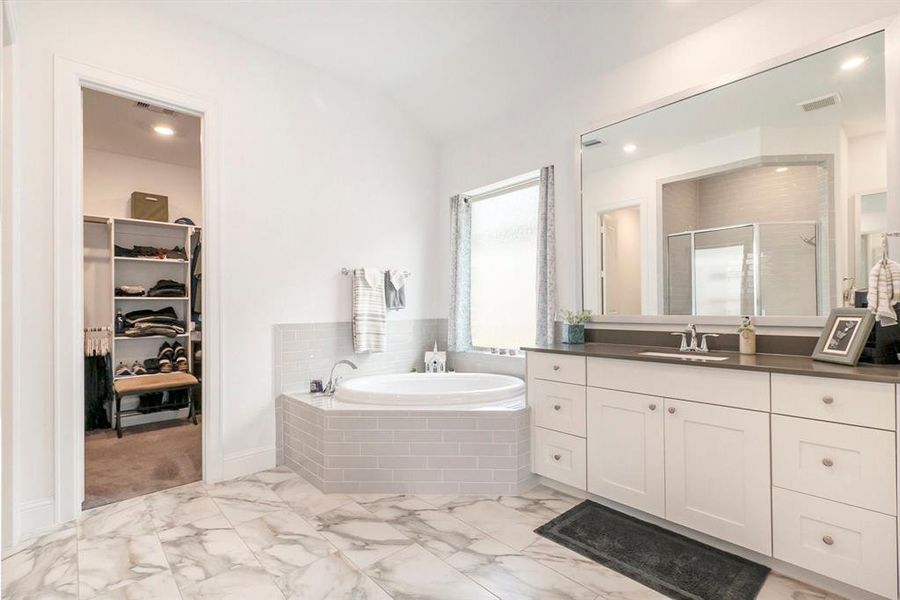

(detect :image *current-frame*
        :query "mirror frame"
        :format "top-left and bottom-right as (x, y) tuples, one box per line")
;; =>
(579, 17), (900, 330)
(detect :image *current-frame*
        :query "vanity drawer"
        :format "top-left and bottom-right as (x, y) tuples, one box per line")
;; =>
(772, 415), (896, 515)
(771, 374), (895, 430)
(533, 427), (586, 490)
(530, 380), (586, 437)
(528, 352), (586, 386)
(586, 357), (769, 411)
(773, 487), (898, 600)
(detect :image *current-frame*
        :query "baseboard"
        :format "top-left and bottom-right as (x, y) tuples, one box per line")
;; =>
(17, 497), (55, 544)
(222, 446), (276, 480)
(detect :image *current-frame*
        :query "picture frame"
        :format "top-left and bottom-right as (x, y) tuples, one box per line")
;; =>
(811, 308), (875, 366)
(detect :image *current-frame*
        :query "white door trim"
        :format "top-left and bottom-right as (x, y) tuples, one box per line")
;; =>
(52, 56), (224, 525)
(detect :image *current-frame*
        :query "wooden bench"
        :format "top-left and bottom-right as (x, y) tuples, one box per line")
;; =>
(112, 372), (199, 438)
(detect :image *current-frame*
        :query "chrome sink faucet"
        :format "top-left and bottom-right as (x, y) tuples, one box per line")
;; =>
(671, 324), (719, 353)
(323, 360), (358, 395)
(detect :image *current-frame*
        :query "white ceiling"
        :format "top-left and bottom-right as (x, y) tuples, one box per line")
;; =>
(173, 0), (758, 141)
(82, 88), (202, 168)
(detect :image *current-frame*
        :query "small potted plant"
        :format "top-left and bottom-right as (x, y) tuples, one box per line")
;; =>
(558, 309), (592, 344)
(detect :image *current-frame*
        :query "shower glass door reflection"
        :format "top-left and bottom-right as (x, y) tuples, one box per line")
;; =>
(694, 226), (753, 316)
(665, 222), (818, 316)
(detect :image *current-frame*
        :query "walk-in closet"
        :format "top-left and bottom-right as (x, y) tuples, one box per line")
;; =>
(81, 89), (203, 508)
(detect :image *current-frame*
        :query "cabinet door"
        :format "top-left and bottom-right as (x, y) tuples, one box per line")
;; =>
(665, 399), (771, 555)
(587, 388), (665, 517)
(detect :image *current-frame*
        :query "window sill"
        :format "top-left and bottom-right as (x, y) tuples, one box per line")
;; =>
(450, 349), (526, 360)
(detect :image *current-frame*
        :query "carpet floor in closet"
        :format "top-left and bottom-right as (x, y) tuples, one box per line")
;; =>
(83, 416), (202, 509)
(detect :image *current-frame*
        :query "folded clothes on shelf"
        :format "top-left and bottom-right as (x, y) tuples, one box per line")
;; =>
(115, 285), (146, 297)
(122, 306), (186, 337)
(148, 279), (186, 297)
(115, 244), (187, 260)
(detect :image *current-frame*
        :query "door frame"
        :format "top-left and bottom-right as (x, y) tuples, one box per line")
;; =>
(53, 56), (224, 524)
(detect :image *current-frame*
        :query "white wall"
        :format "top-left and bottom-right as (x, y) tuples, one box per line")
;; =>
(438, 0), (900, 321)
(84, 149), (203, 225)
(9, 0), (440, 542)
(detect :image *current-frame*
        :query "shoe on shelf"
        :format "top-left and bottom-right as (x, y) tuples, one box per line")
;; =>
(131, 361), (147, 376)
(158, 342), (174, 374)
(115, 362), (133, 378)
(172, 341), (189, 372)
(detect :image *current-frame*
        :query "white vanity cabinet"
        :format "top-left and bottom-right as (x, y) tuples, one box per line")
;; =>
(526, 350), (900, 600)
(586, 388), (665, 517)
(664, 398), (771, 555)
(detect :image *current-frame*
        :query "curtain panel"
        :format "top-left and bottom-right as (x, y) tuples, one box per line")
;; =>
(536, 165), (557, 345)
(448, 194), (472, 351)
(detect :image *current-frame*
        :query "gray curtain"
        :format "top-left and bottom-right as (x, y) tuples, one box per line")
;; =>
(448, 194), (472, 351)
(536, 166), (557, 345)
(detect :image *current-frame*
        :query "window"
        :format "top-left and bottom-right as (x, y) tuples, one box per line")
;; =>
(469, 177), (539, 349)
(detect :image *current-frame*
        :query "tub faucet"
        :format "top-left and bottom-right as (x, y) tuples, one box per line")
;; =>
(324, 360), (358, 395)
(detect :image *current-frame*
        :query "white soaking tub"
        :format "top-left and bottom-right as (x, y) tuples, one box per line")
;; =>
(334, 372), (525, 409)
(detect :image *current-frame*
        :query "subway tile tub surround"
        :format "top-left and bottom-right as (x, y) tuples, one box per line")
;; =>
(280, 395), (534, 495)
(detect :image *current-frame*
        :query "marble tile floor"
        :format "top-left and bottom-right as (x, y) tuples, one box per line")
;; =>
(2, 466), (849, 600)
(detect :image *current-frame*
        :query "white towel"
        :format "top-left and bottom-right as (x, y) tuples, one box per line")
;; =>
(385, 269), (406, 311)
(867, 259), (900, 326)
(352, 268), (386, 353)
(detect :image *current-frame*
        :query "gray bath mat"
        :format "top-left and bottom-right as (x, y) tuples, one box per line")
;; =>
(535, 500), (769, 600)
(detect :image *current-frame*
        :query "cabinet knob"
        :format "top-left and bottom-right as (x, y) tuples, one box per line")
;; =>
(822, 457), (834, 467)
(553, 404), (561, 411)
(668, 407), (677, 414)
(822, 535), (834, 546)
(649, 403), (657, 411)
(552, 365), (561, 371)
(553, 454), (561, 461)
(822, 396), (834, 405)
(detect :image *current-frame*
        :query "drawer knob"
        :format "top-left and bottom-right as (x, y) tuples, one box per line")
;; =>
(553, 454), (561, 461)
(822, 457), (834, 467)
(553, 404), (561, 411)
(822, 396), (834, 405)
(668, 407), (677, 414)
(822, 535), (834, 546)
(552, 365), (561, 371)
(649, 403), (657, 411)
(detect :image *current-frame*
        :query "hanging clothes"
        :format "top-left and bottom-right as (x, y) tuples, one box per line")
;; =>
(84, 328), (112, 430)
(191, 234), (202, 320)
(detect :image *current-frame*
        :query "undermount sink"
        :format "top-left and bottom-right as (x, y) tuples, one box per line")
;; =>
(639, 351), (730, 362)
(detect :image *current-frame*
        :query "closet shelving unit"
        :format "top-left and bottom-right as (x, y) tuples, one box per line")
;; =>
(84, 214), (199, 428)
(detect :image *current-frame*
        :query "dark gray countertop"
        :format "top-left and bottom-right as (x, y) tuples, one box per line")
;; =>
(522, 343), (900, 384)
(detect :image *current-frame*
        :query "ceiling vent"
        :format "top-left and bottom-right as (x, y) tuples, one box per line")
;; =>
(582, 136), (605, 148)
(798, 93), (841, 112)
(134, 101), (177, 117)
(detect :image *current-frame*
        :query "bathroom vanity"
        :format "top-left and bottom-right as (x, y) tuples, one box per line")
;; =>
(524, 345), (900, 600)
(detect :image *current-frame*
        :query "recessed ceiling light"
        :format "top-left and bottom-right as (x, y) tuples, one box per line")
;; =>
(775, 167), (789, 173)
(153, 125), (175, 136)
(840, 55), (868, 71)
(623, 143), (637, 154)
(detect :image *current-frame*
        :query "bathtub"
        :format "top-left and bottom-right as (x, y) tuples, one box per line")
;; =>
(279, 372), (534, 495)
(334, 372), (526, 409)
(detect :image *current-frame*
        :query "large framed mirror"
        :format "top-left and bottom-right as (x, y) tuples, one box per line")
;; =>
(581, 30), (888, 321)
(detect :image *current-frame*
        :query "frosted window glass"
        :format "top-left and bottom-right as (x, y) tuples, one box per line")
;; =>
(694, 245), (745, 315)
(470, 185), (539, 349)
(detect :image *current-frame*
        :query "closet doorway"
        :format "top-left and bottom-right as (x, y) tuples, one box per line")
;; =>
(82, 89), (204, 509)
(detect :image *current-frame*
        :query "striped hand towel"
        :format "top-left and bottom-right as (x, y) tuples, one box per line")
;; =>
(352, 268), (386, 353)
(867, 259), (900, 326)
